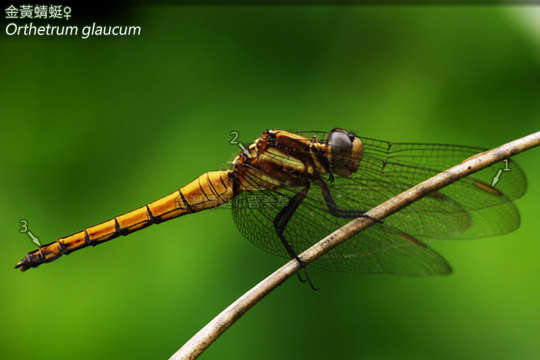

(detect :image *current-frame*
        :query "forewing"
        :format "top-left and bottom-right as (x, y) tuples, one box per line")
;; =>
(359, 138), (526, 202)
(231, 134), (526, 274)
(337, 138), (526, 239)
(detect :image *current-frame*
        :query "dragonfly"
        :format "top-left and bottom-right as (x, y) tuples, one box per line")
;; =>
(15, 129), (526, 289)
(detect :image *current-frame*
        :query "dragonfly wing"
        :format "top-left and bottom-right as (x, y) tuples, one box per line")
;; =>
(232, 134), (527, 274)
(232, 176), (451, 275)
(359, 138), (526, 202)
(312, 223), (452, 275)
(293, 133), (526, 202)
(262, 136), (525, 240)
(330, 139), (526, 239)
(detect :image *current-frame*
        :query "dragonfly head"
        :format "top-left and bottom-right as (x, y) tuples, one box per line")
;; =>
(326, 128), (363, 177)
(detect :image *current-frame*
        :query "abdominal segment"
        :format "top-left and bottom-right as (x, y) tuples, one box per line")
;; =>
(15, 170), (235, 271)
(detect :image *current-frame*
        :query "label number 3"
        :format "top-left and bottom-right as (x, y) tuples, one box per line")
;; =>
(19, 219), (28, 233)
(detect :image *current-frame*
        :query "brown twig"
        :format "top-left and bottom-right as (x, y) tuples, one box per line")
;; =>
(169, 131), (540, 360)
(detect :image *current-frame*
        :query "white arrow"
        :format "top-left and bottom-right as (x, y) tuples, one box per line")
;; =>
(27, 231), (41, 247)
(491, 169), (503, 187)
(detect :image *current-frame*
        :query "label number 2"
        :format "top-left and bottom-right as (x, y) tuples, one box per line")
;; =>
(230, 130), (239, 145)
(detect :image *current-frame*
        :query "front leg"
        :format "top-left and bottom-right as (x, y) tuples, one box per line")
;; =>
(315, 177), (380, 222)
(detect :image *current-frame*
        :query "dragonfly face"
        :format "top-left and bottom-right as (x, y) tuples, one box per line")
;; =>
(16, 128), (527, 281)
(325, 128), (363, 177)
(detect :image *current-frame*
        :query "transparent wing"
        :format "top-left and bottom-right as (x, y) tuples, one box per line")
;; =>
(231, 134), (526, 274)
(358, 137), (526, 202)
(264, 134), (526, 239)
(333, 138), (526, 239)
(234, 168), (451, 275)
(232, 184), (452, 275)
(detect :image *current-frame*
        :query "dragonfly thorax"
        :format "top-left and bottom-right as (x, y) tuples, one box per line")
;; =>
(232, 129), (364, 191)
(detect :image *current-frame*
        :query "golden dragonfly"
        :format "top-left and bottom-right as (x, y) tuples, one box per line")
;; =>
(15, 129), (526, 289)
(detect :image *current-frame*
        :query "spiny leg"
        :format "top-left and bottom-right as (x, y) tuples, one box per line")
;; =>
(315, 177), (381, 223)
(273, 184), (318, 291)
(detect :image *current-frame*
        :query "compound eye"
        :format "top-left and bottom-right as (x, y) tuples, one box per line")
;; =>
(327, 129), (353, 159)
(326, 129), (355, 177)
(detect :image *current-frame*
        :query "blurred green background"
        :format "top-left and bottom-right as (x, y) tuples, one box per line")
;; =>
(2, 5), (540, 360)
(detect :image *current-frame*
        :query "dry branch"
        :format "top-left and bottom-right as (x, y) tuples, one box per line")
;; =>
(170, 131), (540, 360)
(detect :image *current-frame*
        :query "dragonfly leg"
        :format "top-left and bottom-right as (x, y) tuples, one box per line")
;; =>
(316, 177), (381, 223)
(273, 184), (319, 291)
